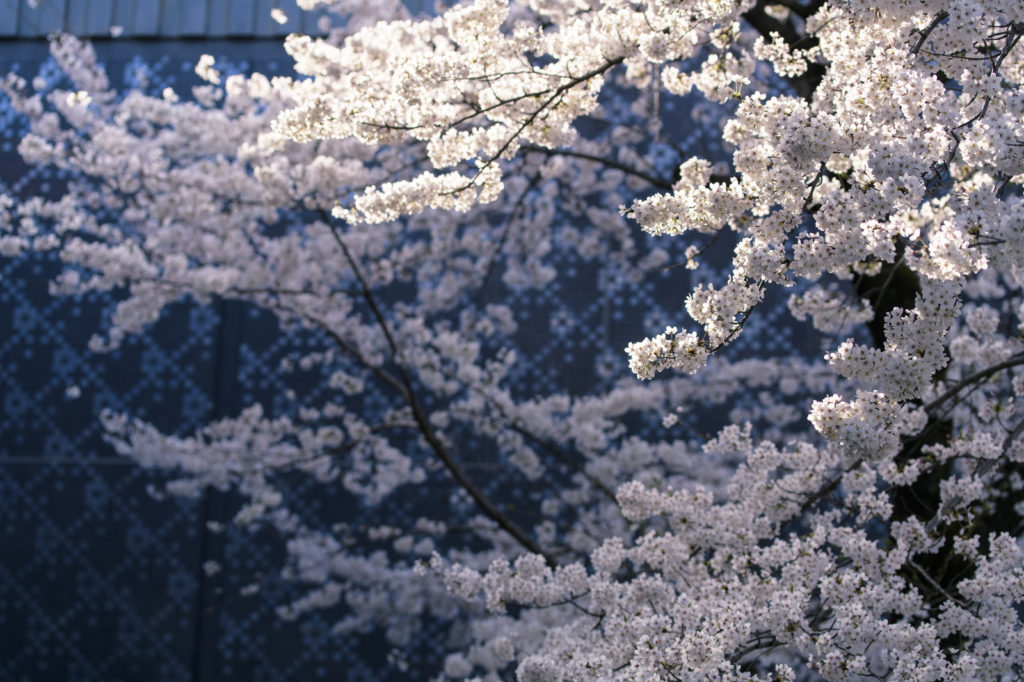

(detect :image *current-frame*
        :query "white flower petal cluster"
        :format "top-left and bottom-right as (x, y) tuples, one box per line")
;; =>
(625, 326), (709, 380)
(5, 0), (1024, 678)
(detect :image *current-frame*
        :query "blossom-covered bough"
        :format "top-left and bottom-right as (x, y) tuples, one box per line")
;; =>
(2, 0), (1024, 678)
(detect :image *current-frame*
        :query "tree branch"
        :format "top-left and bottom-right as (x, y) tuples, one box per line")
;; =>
(324, 215), (555, 565)
(922, 353), (1024, 415)
(456, 56), (625, 189)
(910, 11), (950, 56)
(520, 144), (673, 190)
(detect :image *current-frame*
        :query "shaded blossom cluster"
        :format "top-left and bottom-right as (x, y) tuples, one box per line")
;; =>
(3, 0), (1024, 679)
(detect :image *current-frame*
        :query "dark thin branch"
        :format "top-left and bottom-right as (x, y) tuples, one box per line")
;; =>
(1002, 415), (1024, 456)
(909, 560), (970, 608)
(303, 312), (411, 400)
(910, 11), (950, 55)
(659, 226), (726, 273)
(472, 168), (541, 308)
(520, 144), (673, 190)
(323, 214), (554, 565)
(729, 631), (781, 664)
(506, 423), (619, 505)
(455, 56), (626, 190)
(922, 353), (1024, 415)
(991, 20), (1024, 73)
(799, 459), (864, 516)
(925, 413), (1024, 534)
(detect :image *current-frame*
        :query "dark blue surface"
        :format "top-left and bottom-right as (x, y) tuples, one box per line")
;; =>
(0, 39), (415, 682)
(0, 34), (820, 681)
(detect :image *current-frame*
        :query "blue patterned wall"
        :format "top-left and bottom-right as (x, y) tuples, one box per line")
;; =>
(0, 34), (821, 681)
(0, 39), (430, 682)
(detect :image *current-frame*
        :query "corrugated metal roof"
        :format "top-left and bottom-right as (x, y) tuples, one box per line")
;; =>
(0, 0), (433, 39)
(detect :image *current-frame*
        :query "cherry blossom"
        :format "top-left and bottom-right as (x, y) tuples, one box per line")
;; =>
(3, 0), (1024, 678)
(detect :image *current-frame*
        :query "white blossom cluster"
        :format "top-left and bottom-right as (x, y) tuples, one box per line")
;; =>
(4, 0), (1024, 678)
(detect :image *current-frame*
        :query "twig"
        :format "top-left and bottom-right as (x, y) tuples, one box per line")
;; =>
(910, 11), (950, 55)
(922, 353), (1024, 415)
(520, 144), (673, 190)
(324, 214), (555, 565)
(452, 57), (625, 191)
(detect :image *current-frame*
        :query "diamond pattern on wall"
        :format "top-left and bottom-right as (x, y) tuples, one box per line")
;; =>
(0, 36), (826, 681)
